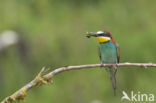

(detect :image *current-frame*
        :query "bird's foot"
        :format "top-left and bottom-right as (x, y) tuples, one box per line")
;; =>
(113, 64), (118, 69)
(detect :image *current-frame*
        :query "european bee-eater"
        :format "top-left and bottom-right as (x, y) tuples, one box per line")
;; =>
(86, 30), (120, 95)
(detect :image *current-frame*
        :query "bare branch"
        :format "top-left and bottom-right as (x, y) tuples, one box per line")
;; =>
(1, 62), (156, 103)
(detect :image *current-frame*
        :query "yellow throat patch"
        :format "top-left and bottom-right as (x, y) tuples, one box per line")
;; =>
(97, 37), (110, 43)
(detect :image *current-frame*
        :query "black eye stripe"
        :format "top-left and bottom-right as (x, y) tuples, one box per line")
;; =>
(104, 34), (110, 37)
(98, 34), (110, 37)
(98, 34), (103, 36)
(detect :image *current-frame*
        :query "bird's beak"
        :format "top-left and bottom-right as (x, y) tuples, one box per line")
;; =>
(86, 32), (98, 38)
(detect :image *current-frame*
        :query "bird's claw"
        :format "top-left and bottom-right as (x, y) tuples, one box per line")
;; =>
(113, 64), (118, 69)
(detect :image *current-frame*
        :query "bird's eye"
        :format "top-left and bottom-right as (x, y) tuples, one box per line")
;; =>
(104, 34), (110, 37)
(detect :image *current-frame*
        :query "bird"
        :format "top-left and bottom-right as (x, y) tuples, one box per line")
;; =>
(86, 30), (120, 95)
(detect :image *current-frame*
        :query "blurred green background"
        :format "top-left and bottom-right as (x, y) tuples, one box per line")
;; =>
(0, 0), (156, 103)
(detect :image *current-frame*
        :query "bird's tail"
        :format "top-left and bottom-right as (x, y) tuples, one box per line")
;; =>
(106, 67), (117, 96)
(110, 72), (117, 96)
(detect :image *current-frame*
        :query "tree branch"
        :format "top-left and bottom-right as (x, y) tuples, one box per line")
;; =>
(1, 62), (156, 103)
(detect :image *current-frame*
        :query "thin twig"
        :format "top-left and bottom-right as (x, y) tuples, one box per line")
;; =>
(1, 62), (156, 103)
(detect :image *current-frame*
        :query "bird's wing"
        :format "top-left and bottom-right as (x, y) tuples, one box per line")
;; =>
(98, 46), (102, 63)
(116, 44), (120, 63)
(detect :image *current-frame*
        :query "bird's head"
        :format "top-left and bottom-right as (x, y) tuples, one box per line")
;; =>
(86, 30), (116, 44)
